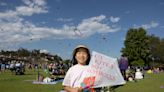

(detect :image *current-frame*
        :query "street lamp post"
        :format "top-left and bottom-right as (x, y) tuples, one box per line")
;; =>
(152, 57), (155, 68)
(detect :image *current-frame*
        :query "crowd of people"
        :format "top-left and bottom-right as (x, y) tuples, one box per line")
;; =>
(0, 56), (70, 76)
(118, 55), (164, 82)
(1, 46), (164, 92)
(0, 57), (25, 74)
(27, 61), (70, 75)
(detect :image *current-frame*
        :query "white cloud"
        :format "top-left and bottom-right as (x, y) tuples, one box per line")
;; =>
(17, 0), (48, 16)
(40, 49), (49, 53)
(16, 6), (47, 16)
(0, 11), (17, 19)
(0, 0), (120, 50)
(77, 15), (120, 36)
(83, 15), (106, 23)
(22, 0), (47, 7)
(110, 16), (120, 23)
(0, 0), (48, 18)
(133, 21), (159, 30)
(142, 21), (159, 29)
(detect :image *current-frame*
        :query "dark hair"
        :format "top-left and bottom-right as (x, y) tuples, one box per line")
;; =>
(72, 47), (91, 65)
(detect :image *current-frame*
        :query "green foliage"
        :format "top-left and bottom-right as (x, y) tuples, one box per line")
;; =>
(0, 48), (63, 64)
(131, 59), (145, 66)
(148, 35), (164, 65)
(121, 28), (150, 65)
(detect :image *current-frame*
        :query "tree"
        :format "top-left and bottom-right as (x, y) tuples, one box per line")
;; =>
(121, 28), (150, 66)
(0, 48), (64, 64)
(148, 35), (164, 66)
(17, 48), (30, 57)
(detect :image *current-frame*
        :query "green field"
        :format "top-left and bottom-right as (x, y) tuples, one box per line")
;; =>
(0, 69), (164, 92)
(115, 72), (164, 92)
(0, 69), (63, 92)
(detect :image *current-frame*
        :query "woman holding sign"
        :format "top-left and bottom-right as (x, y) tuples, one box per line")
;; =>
(62, 45), (94, 92)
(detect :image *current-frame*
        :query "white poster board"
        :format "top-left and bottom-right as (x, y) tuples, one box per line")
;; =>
(82, 51), (126, 88)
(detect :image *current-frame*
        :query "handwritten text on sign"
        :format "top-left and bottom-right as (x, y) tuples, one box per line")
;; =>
(83, 51), (126, 88)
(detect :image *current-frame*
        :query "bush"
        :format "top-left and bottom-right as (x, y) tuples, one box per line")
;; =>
(131, 59), (144, 66)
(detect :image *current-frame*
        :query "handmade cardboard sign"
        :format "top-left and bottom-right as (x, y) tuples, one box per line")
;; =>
(82, 51), (126, 88)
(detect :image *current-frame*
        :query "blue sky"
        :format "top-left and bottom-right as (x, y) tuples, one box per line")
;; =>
(0, 0), (164, 59)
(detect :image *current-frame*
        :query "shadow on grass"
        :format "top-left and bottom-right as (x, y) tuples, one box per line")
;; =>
(100, 85), (125, 92)
(110, 85), (124, 92)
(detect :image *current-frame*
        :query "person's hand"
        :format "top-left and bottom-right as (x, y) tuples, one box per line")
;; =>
(71, 87), (82, 92)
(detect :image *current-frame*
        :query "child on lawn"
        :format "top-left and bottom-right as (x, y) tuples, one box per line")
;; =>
(62, 45), (91, 92)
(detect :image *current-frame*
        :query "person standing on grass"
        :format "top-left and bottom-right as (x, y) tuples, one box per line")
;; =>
(119, 55), (128, 81)
(62, 45), (91, 92)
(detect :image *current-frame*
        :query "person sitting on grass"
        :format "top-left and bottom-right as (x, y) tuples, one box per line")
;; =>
(135, 69), (143, 80)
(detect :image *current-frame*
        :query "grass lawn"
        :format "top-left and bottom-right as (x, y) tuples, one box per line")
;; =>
(114, 72), (164, 92)
(0, 69), (63, 92)
(0, 69), (164, 92)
